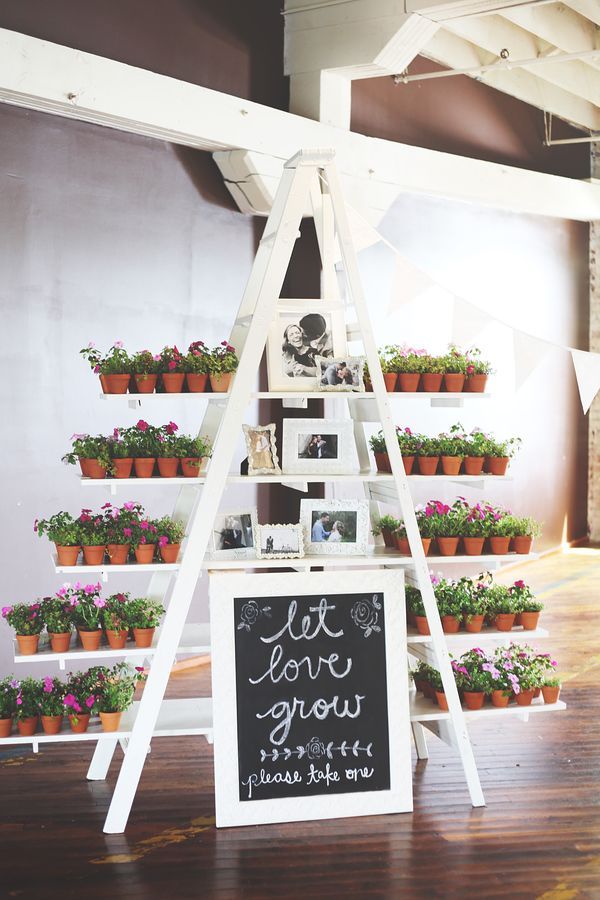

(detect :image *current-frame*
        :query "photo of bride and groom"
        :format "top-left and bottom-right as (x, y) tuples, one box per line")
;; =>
(310, 510), (358, 545)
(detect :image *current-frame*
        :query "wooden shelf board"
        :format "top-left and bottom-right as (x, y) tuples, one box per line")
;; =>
(410, 692), (566, 722)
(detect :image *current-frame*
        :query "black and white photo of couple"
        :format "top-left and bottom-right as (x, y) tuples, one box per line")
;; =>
(281, 312), (334, 379)
(213, 514), (254, 552)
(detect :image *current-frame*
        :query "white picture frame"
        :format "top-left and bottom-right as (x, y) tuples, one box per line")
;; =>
(282, 418), (358, 475)
(266, 301), (347, 392)
(315, 355), (365, 393)
(209, 569), (411, 827)
(255, 523), (304, 559)
(209, 509), (258, 560)
(300, 499), (369, 556)
(242, 424), (281, 476)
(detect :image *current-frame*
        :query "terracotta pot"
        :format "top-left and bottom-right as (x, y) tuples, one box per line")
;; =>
(135, 544), (156, 564)
(157, 457), (179, 478)
(161, 372), (185, 393)
(374, 451), (391, 474)
(464, 374), (488, 393)
(520, 610), (541, 631)
(486, 456), (509, 476)
(513, 535), (533, 554)
(41, 715), (63, 735)
(78, 628), (102, 651)
(99, 374), (108, 393)
(85, 458), (108, 479)
(495, 613), (516, 632)
(103, 374), (130, 394)
(69, 714), (91, 734)
(402, 455), (415, 475)
(181, 457), (203, 478)
(491, 690), (510, 708)
(464, 614), (484, 633)
(383, 372), (398, 391)
(380, 527), (394, 549)
(55, 545), (80, 566)
(436, 537), (459, 557)
(105, 628), (128, 649)
(210, 373), (233, 392)
(79, 458), (91, 476)
(421, 538), (432, 556)
(0, 717), (12, 737)
(542, 685), (561, 704)
(413, 678), (426, 694)
(133, 373), (157, 393)
(160, 543), (180, 564)
(441, 615), (460, 634)
(112, 457), (134, 479)
(100, 711), (123, 732)
(417, 456), (439, 475)
(463, 691), (486, 711)
(421, 372), (443, 392)
(515, 689), (534, 707)
(16, 634), (40, 655)
(415, 616), (430, 636)
(134, 457), (156, 478)
(398, 373), (420, 392)
(462, 537), (485, 556)
(133, 626), (155, 648)
(106, 543), (130, 565)
(463, 456), (485, 476)
(443, 373), (465, 392)
(49, 631), (72, 652)
(514, 612), (522, 626)
(435, 691), (449, 711)
(489, 536), (511, 555)
(82, 545), (105, 565)
(441, 456), (463, 476)
(533, 687), (541, 698)
(422, 682), (435, 701)
(186, 373), (209, 393)
(17, 716), (39, 736)
(395, 535), (410, 555)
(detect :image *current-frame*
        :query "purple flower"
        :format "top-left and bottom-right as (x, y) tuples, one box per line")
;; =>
(43, 677), (54, 693)
(123, 501), (135, 511)
(84, 584), (97, 595)
(1, 606), (13, 617)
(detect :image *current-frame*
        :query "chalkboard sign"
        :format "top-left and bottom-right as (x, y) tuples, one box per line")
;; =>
(210, 570), (412, 827)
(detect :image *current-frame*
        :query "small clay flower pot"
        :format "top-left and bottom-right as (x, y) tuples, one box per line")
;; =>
(464, 374), (488, 393)
(181, 457), (202, 478)
(160, 543), (180, 564)
(495, 613), (516, 632)
(41, 715), (63, 735)
(85, 459), (108, 479)
(464, 614), (484, 633)
(435, 691), (449, 711)
(421, 538), (432, 556)
(82, 545), (106, 565)
(520, 611), (541, 631)
(135, 544), (156, 564)
(69, 714), (91, 734)
(17, 716), (39, 736)
(134, 457), (156, 478)
(16, 634), (40, 655)
(413, 678), (427, 694)
(78, 628), (102, 651)
(437, 537), (459, 557)
(401, 455), (415, 475)
(415, 616), (430, 636)
(489, 536), (511, 555)
(380, 528), (394, 549)
(374, 452), (391, 474)
(55, 545), (80, 566)
(106, 544), (130, 565)
(79, 458), (92, 477)
(443, 373), (465, 392)
(157, 457), (179, 478)
(463, 456), (485, 476)
(133, 373), (158, 393)
(100, 711), (123, 732)
(441, 615), (460, 634)
(105, 629), (128, 649)
(515, 689), (534, 707)
(485, 456), (509, 476)
(421, 372), (443, 392)
(417, 456), (439, 475)
(112, 457), (134, 479)
(395, 536), (410, 554)
(383, 373), (398, 392)
(49, 631), (72, 652)
(0, 717), (13, 737)
(441, 456), (463, 476)
(398, 373), (420, 392)
(542, 685), (561, 704)
(462, 537), (485, 556)
(186, 373), (209, 393)
(513, 535), (533, 554)
(491, 690), (510, 708)
(103, 374), (130, 394)
(463, 691), (486, 711)
(161, 372), (185, 393)
(133, 626), (155, 648)
(210, 373), (233, 392)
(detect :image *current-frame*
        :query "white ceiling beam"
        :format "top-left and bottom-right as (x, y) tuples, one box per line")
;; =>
(405, 0), (553, 19)
(1, 27), (600, 222)
(500, 3), (600, 73)
(561, 0), (600, 28)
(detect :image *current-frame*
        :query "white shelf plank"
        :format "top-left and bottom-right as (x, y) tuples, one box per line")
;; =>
(79, 473), (511, 489)
(80, 476), (205, 487)
(203, 548), (536, 570)
(99, 390), (490, 402)
(410, 692), (566, 723)
(0, 697), (213, 746)
(13, 624), (211, 664)
(407, 625), (549, 645)
(52, 553), (180, 576)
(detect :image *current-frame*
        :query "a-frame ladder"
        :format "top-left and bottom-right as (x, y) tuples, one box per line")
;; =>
(99, 149), (483, 834)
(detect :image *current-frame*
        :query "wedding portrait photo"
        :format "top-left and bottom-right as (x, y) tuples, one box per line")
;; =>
(242, 423), (280, 475)
(300, 499), (370, 556)
(255, 523), (304, 559)
(297, 432), (339, 460)
(210, 510), (257, 559)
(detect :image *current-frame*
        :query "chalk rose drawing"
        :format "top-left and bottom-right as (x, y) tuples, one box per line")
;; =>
(260, 738), (373, 762)
(237, 600), (272, 632)
(351, 594), (382, 638)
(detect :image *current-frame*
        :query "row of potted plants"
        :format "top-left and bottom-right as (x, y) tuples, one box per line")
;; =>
(35, 502), (185, 566)
(80, 340), (238, 394)
(0, 663), (146, 737)
(63, 421), (212, 479)
(2, 586), (165, 654)
(365, 344), (493, 393)
(370, 424), (520, 476)
(412, 644), (561, 710)
(406, 572), (543, 635)
(373, 499), (541, 556)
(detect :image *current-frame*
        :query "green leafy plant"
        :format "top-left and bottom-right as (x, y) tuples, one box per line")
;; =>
(41, 596), (73, 634)
(414, 436), (440, 458)
(35, 512), (81, 546)
(2, 602), (44, 636)
(64, 582), (106, 632)
(209, 342), (238, 374)
(441, 344), (469, 374)
(64, 666), (109, 720)
(124, 420), (161, 458)
(510, 516), (542, 538)
(484, 435), (522, 459)
(38, 676), (66, 717)
(97, 662), (146, 713)
(130, 349), (160, 376)
(101, 592), (131, 632)
(15, 677), (43, 720)
(368, 431), (387, 454)
(0, 677), (19, 719)
(124, 597), (165, 629)
(77, 508), (109, 547)
(157, 345), (185, 374)
(371, 514), (400, 536)
(434, 577), (468, 623)
(462, 428), (489, 458)
(172, 434), (212, 461)
(155, 517), (185, 547)
(62, 434), (112, 470)
(80, 341), (131, 375)
(405, 585), (426, 617)
(465, 347), (494, 376)
(185, 341), (211, 374)
(487, 584), (517, 615)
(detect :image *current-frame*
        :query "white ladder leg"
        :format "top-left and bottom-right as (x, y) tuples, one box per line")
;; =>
(411, 722), (429, 760)
(87, 739), (119, 781)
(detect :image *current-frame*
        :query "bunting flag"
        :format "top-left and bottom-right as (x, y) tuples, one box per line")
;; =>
(570, 348), (600, 414)
(386, 254), (438, 316)
(512, 330), (556, 390)
(451, 297), (494, 347)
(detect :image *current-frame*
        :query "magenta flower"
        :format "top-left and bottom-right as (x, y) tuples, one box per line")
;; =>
(513, 580), (526, 589)
(85, 695), (95, 709)
(136, 420), (149, 432)
(1, 606), (13, 617)
(158, 536), (168, 548)
(16, 696), (22, 706)
(93, 597), (106, 609)
(101, 502), (112, 510)
(123, 501), (135, 511)
(139, 520), (149, 531)
(135, 666), (144, 673)
(139, 535), (147, 544)
(168, 360), (177, 371)
(43, 677), (54, 693)
(94, 365), (100, 373)
(84, 584), (97, 595)
(123, 527), (132, 538)
(153, 354), (161, 362)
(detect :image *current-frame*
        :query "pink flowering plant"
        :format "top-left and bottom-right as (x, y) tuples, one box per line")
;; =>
(209, 341), (238, 375)
(101, 592), (130, 632)
(15, 677), (43, 720)
(157, 344), (185, 374)
(35, 511), (81, 546)
(106, 427), (133, 461)
(129, 516), (159, 550)
(64, 666), (109, 720)
(80, 341), (131, 375)
(97, 662), (146, 714)
(2, 602), (44, 636)
(130, 349), (160, 377)
(155, 420), (180, 457)
(154, 517), (185, 548)
(62, 582), (105, 632)
(452, 648), (497, 694)
(38, 676), (66, 717)
(493, 643), (557, 694)
(417, 501), (466, 539)
(101, 500), (143, 545)
(77, 508), (109, 546)
(381, 344), (428, 374)
(185, 340), (211, 374)
(0, 677), (19, 719)
(124, 597), (165, 629)
(124, 420), (161, 457)
(509, 579), (543, 613)
(41, 594), (73, 635)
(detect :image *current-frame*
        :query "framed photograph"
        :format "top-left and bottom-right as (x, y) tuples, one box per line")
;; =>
(210, 509), (258, 560)
(316, 355), (365, 393)
(300, 499), (369, 556)
(209, 569), (412, 827)
(266, 302), (347, 392)
(242, 424), (281, 476)
(282, 418), (357, 475)
(255, 523), (304, 560)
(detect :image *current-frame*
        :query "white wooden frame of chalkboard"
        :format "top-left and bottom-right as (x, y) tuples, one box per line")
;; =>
(209, 569), (412, 828)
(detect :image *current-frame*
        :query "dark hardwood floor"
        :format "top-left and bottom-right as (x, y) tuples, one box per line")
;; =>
(2, 549), (599, 899)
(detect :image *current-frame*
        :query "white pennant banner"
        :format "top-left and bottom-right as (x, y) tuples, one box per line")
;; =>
(451, 297), (494, 347)
(386, 254), (436, 315)
(513, 329), (555, 390)
(570, 348), (600, 414)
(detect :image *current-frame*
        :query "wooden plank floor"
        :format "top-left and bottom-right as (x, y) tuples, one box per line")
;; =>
(1, 548), (599, 899)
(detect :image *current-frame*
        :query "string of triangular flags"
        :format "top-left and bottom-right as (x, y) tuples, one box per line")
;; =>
(344, 205), (599, 415)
